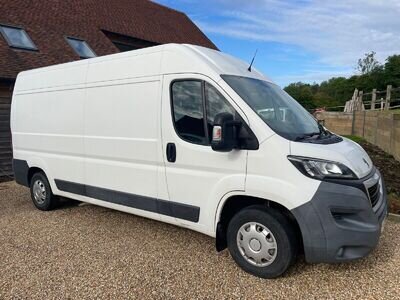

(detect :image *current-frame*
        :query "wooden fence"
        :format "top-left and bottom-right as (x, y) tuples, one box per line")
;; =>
(355, 85), (400, 111)
(324, 85), (400, 112)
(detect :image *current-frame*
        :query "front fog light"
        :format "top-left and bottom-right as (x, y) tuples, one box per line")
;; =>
(288, 156), (357, 180)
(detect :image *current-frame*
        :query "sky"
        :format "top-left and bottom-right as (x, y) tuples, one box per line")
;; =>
(153, 0), (400, 87)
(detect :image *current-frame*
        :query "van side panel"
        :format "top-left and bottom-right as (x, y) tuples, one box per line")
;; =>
(13, 61), (88, 93)
(83, 78), (161, 201)
(12, 70), (87, 188)
(80, 50), (164, 211)
(86, 51), (162, 82)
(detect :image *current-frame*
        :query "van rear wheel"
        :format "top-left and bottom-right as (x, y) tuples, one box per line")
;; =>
(30, 172), (59, 211)
(227, 205), (298, 278)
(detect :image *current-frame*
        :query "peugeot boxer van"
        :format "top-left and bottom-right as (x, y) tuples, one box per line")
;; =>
(11, 44), (387, 278)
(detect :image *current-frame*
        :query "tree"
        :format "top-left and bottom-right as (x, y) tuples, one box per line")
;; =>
(357, 51), (381, 75)
(284, 83), (315, 109)
(383, 55), (400, 87)
(284, 52), (399, 110)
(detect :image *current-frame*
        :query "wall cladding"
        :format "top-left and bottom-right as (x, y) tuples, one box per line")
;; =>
(317, 112), (353, 136)
(0, 85), (12, 176)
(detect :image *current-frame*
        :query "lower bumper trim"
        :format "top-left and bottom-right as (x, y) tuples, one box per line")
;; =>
(291, 172), (387, 263)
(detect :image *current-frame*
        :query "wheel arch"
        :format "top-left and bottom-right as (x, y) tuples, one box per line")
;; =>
(215, 194), (303, 253)
(27, 167), (46, 185)
(13, 157), (52, 188)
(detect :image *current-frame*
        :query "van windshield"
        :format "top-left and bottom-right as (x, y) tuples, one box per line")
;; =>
(221, 75), (321, 141)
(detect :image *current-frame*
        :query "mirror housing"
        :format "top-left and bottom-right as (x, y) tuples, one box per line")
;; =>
(211, 113), (240, 152)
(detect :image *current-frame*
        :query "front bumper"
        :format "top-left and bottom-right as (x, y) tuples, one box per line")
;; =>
(291, 168), (387, 263)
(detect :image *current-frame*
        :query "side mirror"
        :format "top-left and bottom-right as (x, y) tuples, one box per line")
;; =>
(211, 113), (240, 152)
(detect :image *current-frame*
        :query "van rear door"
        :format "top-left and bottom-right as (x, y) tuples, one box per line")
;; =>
(161, 74), (248, 229)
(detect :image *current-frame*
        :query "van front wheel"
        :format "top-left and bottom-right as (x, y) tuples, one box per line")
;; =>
(227, 206), (298, 278)
(30, 172), (59, 211)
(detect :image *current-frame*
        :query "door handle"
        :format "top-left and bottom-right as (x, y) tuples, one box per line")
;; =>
(166, 143), (176, 163)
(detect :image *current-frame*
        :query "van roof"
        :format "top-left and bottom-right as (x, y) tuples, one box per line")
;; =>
(16, 44), (272, 90)
(177, 44), (271, 82)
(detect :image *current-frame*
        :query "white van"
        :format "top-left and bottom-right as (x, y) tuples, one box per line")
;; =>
(11, 44), (387, 278)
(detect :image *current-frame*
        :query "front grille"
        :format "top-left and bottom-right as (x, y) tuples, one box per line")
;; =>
(368, 182), (380, 207)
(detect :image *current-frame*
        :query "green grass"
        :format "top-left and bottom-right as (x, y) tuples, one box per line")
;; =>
(343, 135), (366, 143)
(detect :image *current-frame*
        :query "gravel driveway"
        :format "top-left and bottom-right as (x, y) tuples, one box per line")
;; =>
(0, 181), (399, 299)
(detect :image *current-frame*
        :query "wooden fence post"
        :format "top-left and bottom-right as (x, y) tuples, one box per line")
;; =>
(351, 110), (356, 135)
(358, 91), (363, 111)
(385, 85), (392, 110)
(371, 88), (376, 110)
(390, 113), (395, 156)
(362, 110), (366, 137)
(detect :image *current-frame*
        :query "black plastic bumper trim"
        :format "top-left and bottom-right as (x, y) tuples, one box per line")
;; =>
(291, 169), (387, 263)
(55, 179), (200, 222)
(12, 159), (29, 187)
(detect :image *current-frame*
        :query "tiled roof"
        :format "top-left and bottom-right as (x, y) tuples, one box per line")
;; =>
(0, 0), (217, 79)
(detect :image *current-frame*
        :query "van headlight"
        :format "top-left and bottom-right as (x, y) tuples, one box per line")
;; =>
(288, 156), (357, 180)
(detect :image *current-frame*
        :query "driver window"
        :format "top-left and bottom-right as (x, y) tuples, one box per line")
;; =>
(171, 80), (207, 145)
(205, 82), (236, 142)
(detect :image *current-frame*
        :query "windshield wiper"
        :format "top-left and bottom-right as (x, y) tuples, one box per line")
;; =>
(294, 132), (320, 141)
(317, 122), (332, 137)
(295, 123), (332, 141)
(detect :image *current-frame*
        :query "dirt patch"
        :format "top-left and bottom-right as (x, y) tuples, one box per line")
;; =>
(359, 140), (400, 214)
(0, 177), (13, 184)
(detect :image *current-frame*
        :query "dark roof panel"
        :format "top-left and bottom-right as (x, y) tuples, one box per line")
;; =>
(0, 0), (217, 79)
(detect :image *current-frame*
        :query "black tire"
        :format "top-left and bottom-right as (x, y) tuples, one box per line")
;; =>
(29, 172), (59, 211)
(227, 205), (298, 279)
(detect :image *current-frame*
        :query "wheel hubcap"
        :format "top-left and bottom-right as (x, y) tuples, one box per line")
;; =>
(236, 222), (278, 267)
(249, 238), (261, 251)
(33, 180), (46, 204)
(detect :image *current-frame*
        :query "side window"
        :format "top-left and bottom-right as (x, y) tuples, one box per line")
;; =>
(205, 82), (236, 141)
(171, 81), (207, 145)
